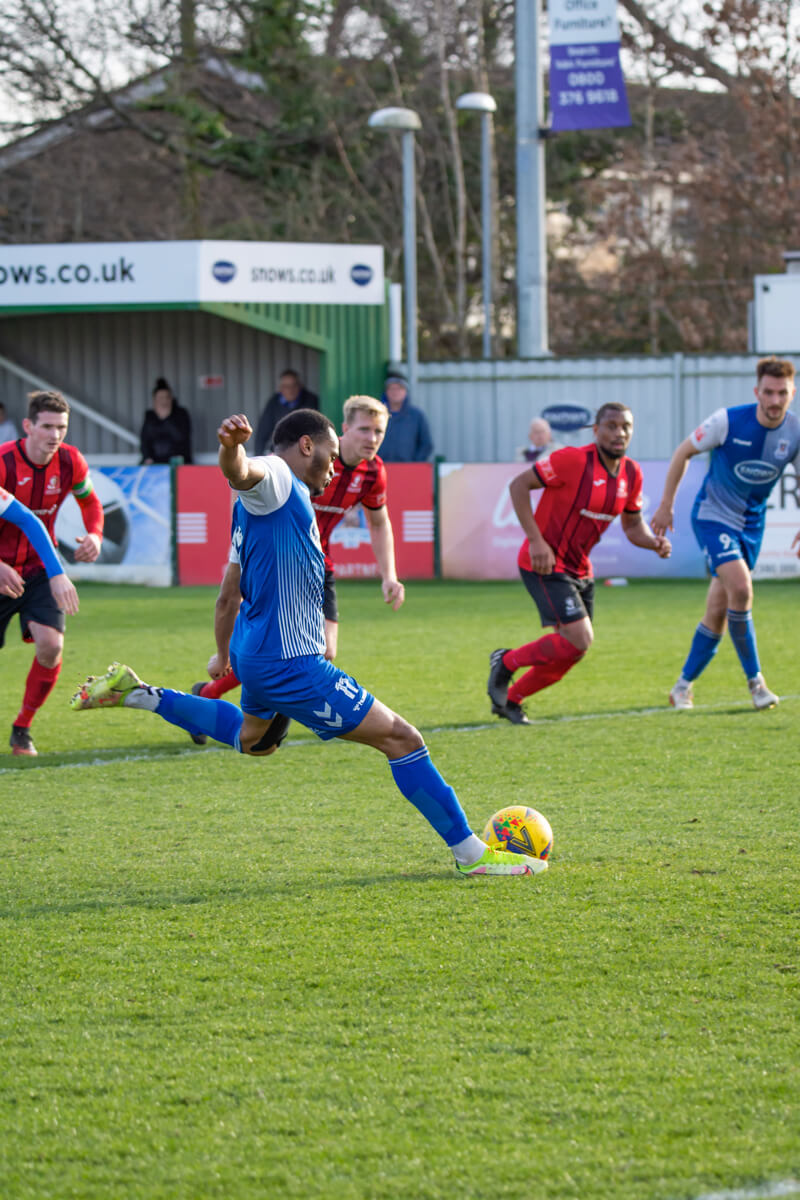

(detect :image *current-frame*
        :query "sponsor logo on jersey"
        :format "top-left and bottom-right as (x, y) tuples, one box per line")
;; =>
(580, 508), (615, 521)
(733, 460), (780, 485)
(775, 439), (790, 460)
(348, 474), (363, 492)
(732, 438), (752, 446)
(46, 476), (61, 493)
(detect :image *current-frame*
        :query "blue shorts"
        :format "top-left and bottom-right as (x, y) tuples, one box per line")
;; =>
(692, 517), (762, 575)
(230, 651), (375, 741)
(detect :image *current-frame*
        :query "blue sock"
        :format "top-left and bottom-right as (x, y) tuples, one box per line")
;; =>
(156, 689), (245, 750)
(389, 745), (472, 846)
(726, 609), (760, 679)
(681, 623), (722, 682)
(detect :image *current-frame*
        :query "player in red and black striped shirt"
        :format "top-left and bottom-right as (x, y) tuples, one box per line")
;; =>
(0, 391), (103, 755)
(487, 403), (672, 724)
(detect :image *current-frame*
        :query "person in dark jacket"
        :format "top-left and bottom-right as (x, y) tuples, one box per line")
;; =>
(140, 378), (193, 464)
(254, 369), (319, 455)
(379, 373), (433, 462)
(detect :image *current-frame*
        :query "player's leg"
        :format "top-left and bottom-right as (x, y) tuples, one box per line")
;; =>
(70, 662), (289, 751)
(324, 619), (338, 661)
(670, 522), (732, 709)
(10, 580), (66, 755)
(341, 699), (543, 876)
(715, 556), (776, 708)
(490, 572), (587, 723)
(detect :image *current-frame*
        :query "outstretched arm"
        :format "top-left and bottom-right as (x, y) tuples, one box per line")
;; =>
(651, 437), (698, 534)
(218, 415), (266, 491)
(621, 511), (671, 558)
(364, 506), (405, 609)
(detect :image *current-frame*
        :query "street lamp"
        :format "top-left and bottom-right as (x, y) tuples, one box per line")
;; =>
(367, 107), (421, 398)
(456, 91), (497, 359)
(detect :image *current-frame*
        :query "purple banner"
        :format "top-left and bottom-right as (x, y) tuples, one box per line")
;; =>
(548, 1), (631, 132)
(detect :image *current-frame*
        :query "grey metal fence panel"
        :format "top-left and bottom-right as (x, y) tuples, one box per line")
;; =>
(418, 354), (767, 462)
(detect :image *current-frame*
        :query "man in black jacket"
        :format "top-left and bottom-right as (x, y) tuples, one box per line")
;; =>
(254, 369), (319, 455)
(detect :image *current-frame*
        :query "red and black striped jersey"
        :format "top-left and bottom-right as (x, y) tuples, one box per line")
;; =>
(312, 454), (387, 571)
(518, 444), (643, 579)
(0, 438), (100, 577)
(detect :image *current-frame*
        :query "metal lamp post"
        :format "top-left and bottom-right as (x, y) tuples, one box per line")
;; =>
(367, 107), (421, 398)
(456, 91), (497, 359)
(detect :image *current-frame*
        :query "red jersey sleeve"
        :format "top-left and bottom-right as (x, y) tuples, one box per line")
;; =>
(624, 461), (644, 512)
(360, 458), (388, 510)
(69, 447), (104, 537)
(533, 445), (582, 489)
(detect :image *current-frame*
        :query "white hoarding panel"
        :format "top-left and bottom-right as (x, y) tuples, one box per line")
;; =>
(753, 275), (800, 352)
(0, 241), (385, 307)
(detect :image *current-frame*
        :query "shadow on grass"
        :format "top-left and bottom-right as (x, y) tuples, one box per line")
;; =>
(0, 870), (449, 921)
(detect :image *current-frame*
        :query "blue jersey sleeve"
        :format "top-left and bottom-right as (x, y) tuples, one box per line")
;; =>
(2, 495), (65, 578)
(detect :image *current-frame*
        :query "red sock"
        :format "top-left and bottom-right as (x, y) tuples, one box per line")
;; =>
(199, 672), (241, 699)
(15, 659), (62, 727)
(506, 634), (584, 702)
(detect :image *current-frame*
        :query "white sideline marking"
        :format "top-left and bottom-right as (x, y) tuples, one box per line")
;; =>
(692, 1182), (800, 1200)
(1, 694), (797, 776)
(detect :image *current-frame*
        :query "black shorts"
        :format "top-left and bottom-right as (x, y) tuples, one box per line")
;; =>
(323, 569), (339, 623)
(0, 570), (66, 649)
(519, 567), (594, 628)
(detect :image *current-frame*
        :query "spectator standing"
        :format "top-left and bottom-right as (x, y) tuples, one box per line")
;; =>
(140, 378), (193, 464)
(0, 403), (18, 443)
(518, 417), (556, 463)
(254, 369), (319, 455)
(379, 373), (433, 463)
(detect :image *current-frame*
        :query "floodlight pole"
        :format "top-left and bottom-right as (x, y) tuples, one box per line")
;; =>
(457, 92), (497, 359)
(516, 0), (549, 356)
(368, 107), (421, 398)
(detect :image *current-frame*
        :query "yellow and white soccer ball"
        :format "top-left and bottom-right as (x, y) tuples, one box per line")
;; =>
(483, 806), (553, 861)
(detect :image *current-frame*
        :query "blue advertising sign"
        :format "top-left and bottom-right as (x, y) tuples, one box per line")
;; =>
(549, 0), (631, 132)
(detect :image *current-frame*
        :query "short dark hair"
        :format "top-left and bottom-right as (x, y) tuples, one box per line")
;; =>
(756, 356), (795, 382)
(27, 390), (70, 422)
(273, 407), (335, 449)
(595, 401), (632, 424)
(279, 368), (300, 382)
(153, 377), (173, 395)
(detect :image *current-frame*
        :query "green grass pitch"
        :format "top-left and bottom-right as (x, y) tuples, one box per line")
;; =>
(1, 579), (798, 1200)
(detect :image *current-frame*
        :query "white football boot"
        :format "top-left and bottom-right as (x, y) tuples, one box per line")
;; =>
(748, 673), (779, 710)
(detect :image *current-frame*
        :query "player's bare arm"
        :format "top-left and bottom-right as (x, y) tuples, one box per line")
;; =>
(209, 562), (242, 677)
(651, 437), (699, 534)
(508, 467), (553, 574)
(217, 415), (266, 491)
(621, 511), (672, 558)
(365, 506), (405, 610)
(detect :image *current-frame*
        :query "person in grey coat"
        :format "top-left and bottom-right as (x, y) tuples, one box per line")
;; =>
(379, 373), (433, 462)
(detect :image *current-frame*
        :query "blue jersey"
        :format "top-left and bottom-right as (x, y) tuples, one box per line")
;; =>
(691, 403), (800, 533)
(230, 456), (326, 661)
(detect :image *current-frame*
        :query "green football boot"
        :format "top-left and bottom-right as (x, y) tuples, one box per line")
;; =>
(70, 662), (146, 710)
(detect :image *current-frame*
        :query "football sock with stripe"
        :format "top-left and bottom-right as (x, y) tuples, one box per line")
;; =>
(680, 622), (722, 681)
(506, 634), (583, 702)
(124, 687), (246, 750)
(726, 609), (760, 680)
(388, 745), (473, 847)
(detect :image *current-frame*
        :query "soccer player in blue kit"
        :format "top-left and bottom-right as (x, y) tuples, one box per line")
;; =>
(71, 409), (544, 878)
(651, 356), (800, 710)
